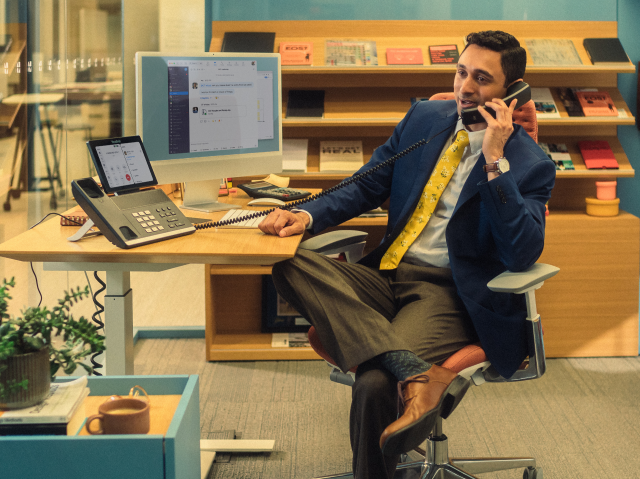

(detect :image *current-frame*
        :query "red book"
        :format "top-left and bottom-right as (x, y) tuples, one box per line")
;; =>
(428, 44), (459, 64)
(578, 140), (619, 169)
(575, 91), (618, 116)
(386, 48), (423, 65)
(279, 42), (313, 65)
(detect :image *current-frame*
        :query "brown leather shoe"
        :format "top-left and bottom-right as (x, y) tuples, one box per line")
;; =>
(379, 365), (470, 456)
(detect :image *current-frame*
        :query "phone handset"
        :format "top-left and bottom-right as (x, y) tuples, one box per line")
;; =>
(460, 81), (531, 126)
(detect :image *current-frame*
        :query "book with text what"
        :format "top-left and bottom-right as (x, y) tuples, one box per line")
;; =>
(279, 42), (313, 66)
(319, 141), (363, 172)
(538, 143), (574, 170)
(386, 48), (423, 65)
(575, 90), (618, 116)
(325, 40), (378, 66)
(583, 38), (630, 66)
(524, 39), (582, 66)
(531, 88), (560, 119)
(428, 45), (459, 64)
(0, 377), (89, 424)
(578, 140), (619, 169)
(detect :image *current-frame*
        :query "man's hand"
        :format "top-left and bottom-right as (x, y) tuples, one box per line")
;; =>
(258, 209), (310, 237)
(478, 97), (517, 164)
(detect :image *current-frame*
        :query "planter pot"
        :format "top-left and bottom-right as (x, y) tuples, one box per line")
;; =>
(0, 348), (51, 410)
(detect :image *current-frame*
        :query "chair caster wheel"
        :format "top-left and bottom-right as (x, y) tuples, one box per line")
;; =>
(524, 466), (542, 479)
(3, 201), (10, 211)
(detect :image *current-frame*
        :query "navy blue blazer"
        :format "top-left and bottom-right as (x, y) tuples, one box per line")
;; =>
(302, 100), (556, 378)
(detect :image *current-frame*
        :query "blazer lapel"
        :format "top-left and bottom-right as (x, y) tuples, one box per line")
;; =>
(453, 152), (486, 216)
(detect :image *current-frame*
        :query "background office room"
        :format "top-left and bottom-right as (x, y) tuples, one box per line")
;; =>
(0, 0), (639, 478)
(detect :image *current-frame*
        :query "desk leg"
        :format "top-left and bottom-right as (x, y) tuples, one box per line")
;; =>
(104, 270), (134, 375)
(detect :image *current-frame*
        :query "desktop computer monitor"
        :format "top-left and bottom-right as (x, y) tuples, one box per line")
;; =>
(135, 52), (282, 212)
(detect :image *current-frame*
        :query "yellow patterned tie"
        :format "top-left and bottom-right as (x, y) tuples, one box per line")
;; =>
(380, 130), (470, 270)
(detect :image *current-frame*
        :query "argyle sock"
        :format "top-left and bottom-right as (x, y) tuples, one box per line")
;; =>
(368, 350), (432, 382)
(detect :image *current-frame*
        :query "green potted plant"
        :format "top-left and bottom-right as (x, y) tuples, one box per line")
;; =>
(0, 278), (106, 409)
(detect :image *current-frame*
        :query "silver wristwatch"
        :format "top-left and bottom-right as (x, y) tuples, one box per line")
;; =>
(483, 157), (510, 175)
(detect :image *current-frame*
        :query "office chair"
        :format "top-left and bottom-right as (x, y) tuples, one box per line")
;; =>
(297, 95), (553, 478)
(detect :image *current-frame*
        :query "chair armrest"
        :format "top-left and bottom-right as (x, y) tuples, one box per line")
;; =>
(299, 230), (368, 254)
(487, 263), (560, 294)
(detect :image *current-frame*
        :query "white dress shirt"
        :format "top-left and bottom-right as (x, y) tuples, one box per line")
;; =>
(403, 119), (485, 268)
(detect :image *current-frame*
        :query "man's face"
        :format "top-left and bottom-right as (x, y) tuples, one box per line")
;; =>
(454, 44), (509, 126)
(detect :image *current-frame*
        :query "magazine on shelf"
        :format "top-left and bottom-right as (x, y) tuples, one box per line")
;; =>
(538, 142), (574, 170)
(325, 40), (378, 66)
(428, 45), (459, 64)
(524, 39), (582, 66)
(279, 42), (313, 66)
(319, 141), (363, 172)
(386, 48), (423, 65)
(531, 88), (560, 118)
(583, 38), (630, 66)
(575, 90), (618, 116)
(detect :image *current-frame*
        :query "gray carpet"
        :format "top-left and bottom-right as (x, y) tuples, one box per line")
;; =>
(134, 338), (640, 479)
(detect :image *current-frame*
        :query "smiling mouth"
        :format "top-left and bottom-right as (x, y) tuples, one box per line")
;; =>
(459, 98), (477, 109)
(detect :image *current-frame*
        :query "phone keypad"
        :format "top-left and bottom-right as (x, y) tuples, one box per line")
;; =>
(128, 206), (190, 237)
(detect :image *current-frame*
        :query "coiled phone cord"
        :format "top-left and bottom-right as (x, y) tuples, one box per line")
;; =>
(89, 271), (106, 376)
(194, 138), (431, 230)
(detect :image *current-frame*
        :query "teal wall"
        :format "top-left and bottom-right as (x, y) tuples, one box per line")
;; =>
(205, 0), (617, 52)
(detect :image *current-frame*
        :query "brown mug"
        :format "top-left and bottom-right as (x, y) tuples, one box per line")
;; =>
(86, 397), (150, 435)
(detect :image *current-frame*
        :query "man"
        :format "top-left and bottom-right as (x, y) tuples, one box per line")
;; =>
(259, 31), (555, 479)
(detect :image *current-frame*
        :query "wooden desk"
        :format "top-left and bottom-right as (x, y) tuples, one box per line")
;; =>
(0, 192), (301, 375)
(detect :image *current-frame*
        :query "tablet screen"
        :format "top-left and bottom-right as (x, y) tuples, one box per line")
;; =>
(86, 136), (158, 194)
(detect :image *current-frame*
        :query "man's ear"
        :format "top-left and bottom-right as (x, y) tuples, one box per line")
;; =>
(506, 78), (524, 89)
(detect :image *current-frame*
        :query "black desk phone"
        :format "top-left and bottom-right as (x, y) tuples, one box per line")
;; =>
(71, 136), (195, 249)
(461, 81), (531, 125)
(238, 181), (311, 201)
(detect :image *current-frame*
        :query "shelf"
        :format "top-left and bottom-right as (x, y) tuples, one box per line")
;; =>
(208, 333), (321, 361)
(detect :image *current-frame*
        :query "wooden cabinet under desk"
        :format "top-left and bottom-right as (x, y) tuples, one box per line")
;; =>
(205, 19), (639, 361)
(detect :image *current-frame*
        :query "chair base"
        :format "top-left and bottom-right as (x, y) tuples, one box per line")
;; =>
(312, 418), (541, 479)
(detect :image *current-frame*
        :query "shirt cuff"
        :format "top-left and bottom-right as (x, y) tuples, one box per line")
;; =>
(291, 209), (313, 230)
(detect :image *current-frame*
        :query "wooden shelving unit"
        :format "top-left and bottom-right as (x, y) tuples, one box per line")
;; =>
(206, 19), (639, 360)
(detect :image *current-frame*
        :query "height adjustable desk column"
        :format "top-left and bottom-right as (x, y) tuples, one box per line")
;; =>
(0, 201), (301, 375)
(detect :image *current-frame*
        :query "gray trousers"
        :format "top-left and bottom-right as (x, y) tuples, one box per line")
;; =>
(272, 249), (478, 479)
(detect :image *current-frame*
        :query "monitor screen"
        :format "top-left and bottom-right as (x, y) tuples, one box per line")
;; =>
(135, 52), (282, 211)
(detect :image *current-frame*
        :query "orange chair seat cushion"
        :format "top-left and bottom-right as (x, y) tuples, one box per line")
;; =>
(308, 327), (488, 375)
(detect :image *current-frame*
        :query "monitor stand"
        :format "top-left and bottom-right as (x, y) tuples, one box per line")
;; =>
(179, 179), (240, 213)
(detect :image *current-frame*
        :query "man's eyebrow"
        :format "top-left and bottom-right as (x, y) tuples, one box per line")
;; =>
(457, 63), (495, 80)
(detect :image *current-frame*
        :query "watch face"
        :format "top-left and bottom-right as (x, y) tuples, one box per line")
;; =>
(498, 157), (510, 174)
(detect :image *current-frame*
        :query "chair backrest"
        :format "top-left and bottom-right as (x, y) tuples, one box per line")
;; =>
(427, 93), (538, 143)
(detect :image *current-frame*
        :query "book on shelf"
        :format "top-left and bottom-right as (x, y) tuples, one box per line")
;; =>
(538, 142), (574, 170)
(386, 48), (423, 65)
(0, 393), (88, 436)
(428, 45), (459, 64)
(221, 31), (276, 53)
(583, 38), (630, 66)
(319, 140), (363, 172)
(282, 139), (308, 172)
(531, 87), (560, 118)
(0, 377), (89, 426)
(575, 90), (618, 116)
(578, 140), (619, 169)
(325, 40), (378, 66)
(557, 88), (584, 117)
(524, 39), (582, 66)
(279, 42), (313, 66)
(286, 90), (325, 118)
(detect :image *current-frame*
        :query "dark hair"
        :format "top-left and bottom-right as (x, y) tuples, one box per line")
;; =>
(462, 31), (526, 87)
